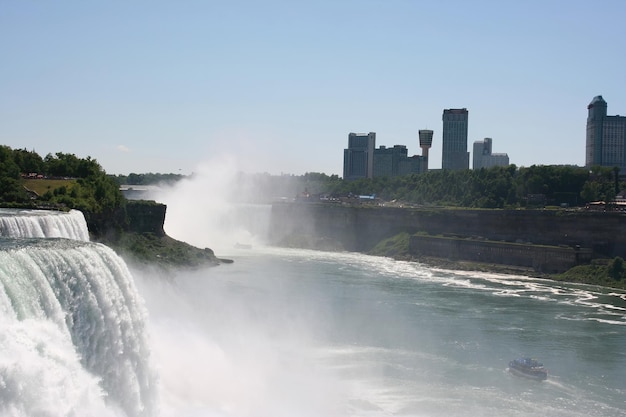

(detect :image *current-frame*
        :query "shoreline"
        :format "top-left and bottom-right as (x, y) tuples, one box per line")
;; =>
(396, 255), (548, 278)
(389, 254), (626, 290)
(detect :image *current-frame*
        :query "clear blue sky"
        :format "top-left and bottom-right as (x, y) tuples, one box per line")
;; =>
(2, 1), (625, 176)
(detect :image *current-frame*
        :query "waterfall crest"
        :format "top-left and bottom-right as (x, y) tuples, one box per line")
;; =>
(0, 209), (90, 241)
(0, 238), (157, 417)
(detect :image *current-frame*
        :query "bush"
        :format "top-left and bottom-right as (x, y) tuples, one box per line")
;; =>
(608, 257), (625, 280)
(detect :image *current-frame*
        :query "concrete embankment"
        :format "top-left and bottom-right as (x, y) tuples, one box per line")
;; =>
(269, 203), (626, 272)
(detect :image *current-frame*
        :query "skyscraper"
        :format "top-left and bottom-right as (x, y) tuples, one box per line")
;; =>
(343, 132), (376, 180)
(442, 108), (469, 170)
(586, 95), (626, 172)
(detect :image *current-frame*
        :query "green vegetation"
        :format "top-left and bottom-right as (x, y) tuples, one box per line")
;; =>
(369, 232), (411, 259)
(0, 145), (220, 268)
(369, 232), (626, 290)
(555, 258), (626, 289)
(10, 149), (619, 211)
(111, 172), (185, 186)
(109, 232), (223, 269)
(22, 178), (78, 196)
(106, 165), (623, 209)
(319, 164), (620, 208)
(0, 146), (125, 232)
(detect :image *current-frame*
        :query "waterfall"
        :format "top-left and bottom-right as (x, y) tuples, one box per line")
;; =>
(0, 238), (157, 416)
(0, 209), (90, 241)
(0, 209), (156, 416)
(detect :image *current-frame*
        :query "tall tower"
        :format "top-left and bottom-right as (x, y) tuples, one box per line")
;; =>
(418, 129), (434, 171)
(343, 132), (376, 180)
(586, 95), (608, 167)
(586, 95), (626, 172)
(442, 108), (469, 170)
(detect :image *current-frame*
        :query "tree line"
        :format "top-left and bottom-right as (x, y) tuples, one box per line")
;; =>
(0, 145), (125, 235)
(101, 164), (625, 209)
(318, 165), (621, 208)
(1, 144), (622, 211)
(243, 165), (620, 209)
(112, 172), (185, 186)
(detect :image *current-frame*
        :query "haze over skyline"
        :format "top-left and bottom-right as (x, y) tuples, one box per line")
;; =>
(2, 1), (625, 176)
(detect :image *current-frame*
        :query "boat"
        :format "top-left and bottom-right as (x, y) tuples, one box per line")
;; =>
(508, 357), (548, 381)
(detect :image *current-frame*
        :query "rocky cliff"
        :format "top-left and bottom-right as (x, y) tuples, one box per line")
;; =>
(96, 200), (224, 268)
(125, 200), (167, 236)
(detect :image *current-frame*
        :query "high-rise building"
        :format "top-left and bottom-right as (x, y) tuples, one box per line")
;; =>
(585, 95), (626, 172)
(442, 108), (469, 170)
(343, 132), (376, 180)
(472, 138), (509, 169)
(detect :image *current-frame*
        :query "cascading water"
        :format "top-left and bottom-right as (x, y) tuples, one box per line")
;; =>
(0, 209), (90, 241)
(0, 209), (156, 417)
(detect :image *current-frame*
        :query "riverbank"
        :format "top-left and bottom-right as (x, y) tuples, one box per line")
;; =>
(369, 232), (626, 290)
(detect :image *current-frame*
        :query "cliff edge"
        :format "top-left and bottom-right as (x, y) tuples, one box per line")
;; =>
(95, 200), (229, 269)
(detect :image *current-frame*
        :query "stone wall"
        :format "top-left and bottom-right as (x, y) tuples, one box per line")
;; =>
(409, 235), (593, 273)
(269, 203), (626, 269)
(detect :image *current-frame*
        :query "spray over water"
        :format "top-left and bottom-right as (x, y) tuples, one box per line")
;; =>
(147, 156), (272, 251)
(134, 162), (626, 417)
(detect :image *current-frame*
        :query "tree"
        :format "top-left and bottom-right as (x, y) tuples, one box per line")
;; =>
(11, 148), (44, 174)
(580, 181), (601, 203)
(608, 257), (624, 280)
(0, 145), (20, 179)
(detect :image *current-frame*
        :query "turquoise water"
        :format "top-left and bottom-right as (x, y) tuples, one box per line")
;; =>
(136, 246), (626, 417)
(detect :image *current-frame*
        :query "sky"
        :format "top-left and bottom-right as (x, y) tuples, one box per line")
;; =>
(1, 1), (626, 176)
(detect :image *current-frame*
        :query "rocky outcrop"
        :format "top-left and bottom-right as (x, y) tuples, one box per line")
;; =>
(125, 200), (166, 236)
(96, 200), (226, 268)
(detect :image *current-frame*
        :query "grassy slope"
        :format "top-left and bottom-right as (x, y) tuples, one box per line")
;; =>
(553, 263), (626, 289)
(22, 178), (77, 195)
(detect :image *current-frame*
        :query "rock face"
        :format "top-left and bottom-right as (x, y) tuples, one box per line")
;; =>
(269, 203), (626, 270)
(125, 200), (166, 236)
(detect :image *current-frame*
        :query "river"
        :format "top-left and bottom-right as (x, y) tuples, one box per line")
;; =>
(2, 194), (625, 416)
(134, 244), (626, 417)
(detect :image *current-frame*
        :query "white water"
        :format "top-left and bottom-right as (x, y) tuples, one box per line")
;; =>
(0, 209), (156, 417)
(0, 209), (89, 241)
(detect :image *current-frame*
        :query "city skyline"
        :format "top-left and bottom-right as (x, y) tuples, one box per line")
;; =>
(1, 2), (625, 176)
